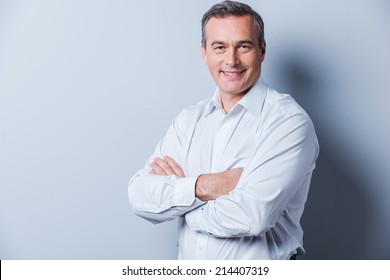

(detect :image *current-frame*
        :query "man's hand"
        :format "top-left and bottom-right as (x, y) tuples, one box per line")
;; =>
(149, 156), (185, 177)
(195, 168), (243, 201)
(150, 156), (243, 201)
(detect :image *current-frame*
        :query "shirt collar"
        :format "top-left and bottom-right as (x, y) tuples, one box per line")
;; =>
(202, 89), (223, 117)
(203, 78), (268, 117)
(237, 78), (268, 116)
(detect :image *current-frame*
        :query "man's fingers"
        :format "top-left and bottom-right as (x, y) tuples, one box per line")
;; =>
(155, 157), (177, 175)
(149, 156), (186, 177)
(150, 160), (168, 176)
(149, 169), (157, 175)
(150, 157), (176, 176)
(163, 156), (185, 177)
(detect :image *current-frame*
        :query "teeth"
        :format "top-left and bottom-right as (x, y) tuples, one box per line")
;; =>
(223, 71), (242, 77)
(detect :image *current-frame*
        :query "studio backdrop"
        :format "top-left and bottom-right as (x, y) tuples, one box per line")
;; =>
(0, 0), (389, 259)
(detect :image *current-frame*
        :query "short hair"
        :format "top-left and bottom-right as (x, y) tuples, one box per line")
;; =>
(201, 0), (265, 48)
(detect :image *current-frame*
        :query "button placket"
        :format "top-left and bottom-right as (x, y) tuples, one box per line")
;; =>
(210, 117), (231, 172)
(195, 229), (208, 259)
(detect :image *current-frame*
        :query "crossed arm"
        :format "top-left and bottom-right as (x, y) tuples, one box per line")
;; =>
(129, 110), (318, 237)
(149, 156), (243, 201)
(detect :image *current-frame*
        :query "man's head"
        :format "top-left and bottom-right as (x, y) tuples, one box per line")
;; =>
(201, 1), (266, 103)
(201, 0), (265, 48)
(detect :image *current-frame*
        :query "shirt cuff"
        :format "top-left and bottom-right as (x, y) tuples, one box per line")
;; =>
(173, 176), (199, 207)
(185, 202), (206, 232)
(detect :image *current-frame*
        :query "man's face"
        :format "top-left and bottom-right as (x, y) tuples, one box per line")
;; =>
(202, 15), (266, 99)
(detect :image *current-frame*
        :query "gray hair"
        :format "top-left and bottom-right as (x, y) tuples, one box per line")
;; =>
(201, 0), (265, 48)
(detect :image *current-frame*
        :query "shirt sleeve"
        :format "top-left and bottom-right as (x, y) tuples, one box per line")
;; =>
(128, 113), (205, 224)
(185, 111), (319, 237)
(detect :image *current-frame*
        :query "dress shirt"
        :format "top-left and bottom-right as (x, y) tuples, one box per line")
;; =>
(128, 79), (319, 259)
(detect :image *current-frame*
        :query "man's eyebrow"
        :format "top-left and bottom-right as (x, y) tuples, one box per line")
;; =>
(210, 40), (255, 46)
(210, 41), (225, 46)
(237, 40), (255, 46)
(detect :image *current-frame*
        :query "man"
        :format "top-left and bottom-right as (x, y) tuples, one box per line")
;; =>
(128, 0), (319, 260)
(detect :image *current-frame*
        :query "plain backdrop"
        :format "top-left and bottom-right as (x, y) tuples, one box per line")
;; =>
(1, 0), (389, 259)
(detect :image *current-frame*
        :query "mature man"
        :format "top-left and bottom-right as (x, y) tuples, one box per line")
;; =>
(128, 0), (319, 260)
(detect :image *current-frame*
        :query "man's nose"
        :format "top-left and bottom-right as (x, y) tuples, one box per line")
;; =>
(225, 48), (240, 66)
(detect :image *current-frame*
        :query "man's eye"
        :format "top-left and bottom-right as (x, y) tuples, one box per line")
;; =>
(239, 45), (251, 51)
(214, 46), (225, 52)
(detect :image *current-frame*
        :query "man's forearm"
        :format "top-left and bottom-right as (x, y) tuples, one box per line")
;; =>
(195, 168), (243, 201)
(150, 156), (243, 201)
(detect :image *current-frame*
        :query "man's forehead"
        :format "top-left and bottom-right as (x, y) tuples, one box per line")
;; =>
(206, 14), (254, 26)
(204, 15), (257, 40)
(206, 15), (255, 31)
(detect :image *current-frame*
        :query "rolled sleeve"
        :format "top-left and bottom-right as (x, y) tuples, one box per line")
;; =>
(173, 176), (200, 206)
(129, 172), (206, 223)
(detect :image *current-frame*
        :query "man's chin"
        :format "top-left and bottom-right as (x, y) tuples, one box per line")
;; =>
(219, 86), (249, 97)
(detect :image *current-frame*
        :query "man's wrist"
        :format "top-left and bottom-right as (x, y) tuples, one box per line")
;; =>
(195, 172), (221, 201)
(195, 174), (209, 201)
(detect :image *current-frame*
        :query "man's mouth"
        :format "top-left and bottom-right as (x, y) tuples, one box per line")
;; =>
(221, 69), (246, 78)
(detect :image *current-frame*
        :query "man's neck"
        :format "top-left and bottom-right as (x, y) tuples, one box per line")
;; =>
(220, 89), (250, 114)
(220, 95), (242, 114)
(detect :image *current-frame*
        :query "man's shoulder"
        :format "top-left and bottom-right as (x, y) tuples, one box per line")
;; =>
(178, 98), (211, 120)
(264, 87), (309, 119)
(173, 97), (212, 132)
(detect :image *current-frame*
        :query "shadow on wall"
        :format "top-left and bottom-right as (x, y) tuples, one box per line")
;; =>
(271, 49), (370, 259)
(301, 151), (368, 259)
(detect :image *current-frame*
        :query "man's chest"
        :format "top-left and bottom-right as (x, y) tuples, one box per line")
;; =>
(183, 111), (260, 175)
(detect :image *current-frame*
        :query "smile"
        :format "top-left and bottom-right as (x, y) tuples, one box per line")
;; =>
(221, 70), (246, 78)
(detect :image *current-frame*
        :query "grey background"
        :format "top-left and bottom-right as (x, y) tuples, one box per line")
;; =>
(0, 0), (389, 259)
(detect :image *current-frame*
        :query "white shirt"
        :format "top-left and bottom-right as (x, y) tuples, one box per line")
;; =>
(128, 79), (319, 259)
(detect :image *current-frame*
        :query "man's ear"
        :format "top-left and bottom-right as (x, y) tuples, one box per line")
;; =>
(260, 41), (266, 62)
(201, 44), (208, 64)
